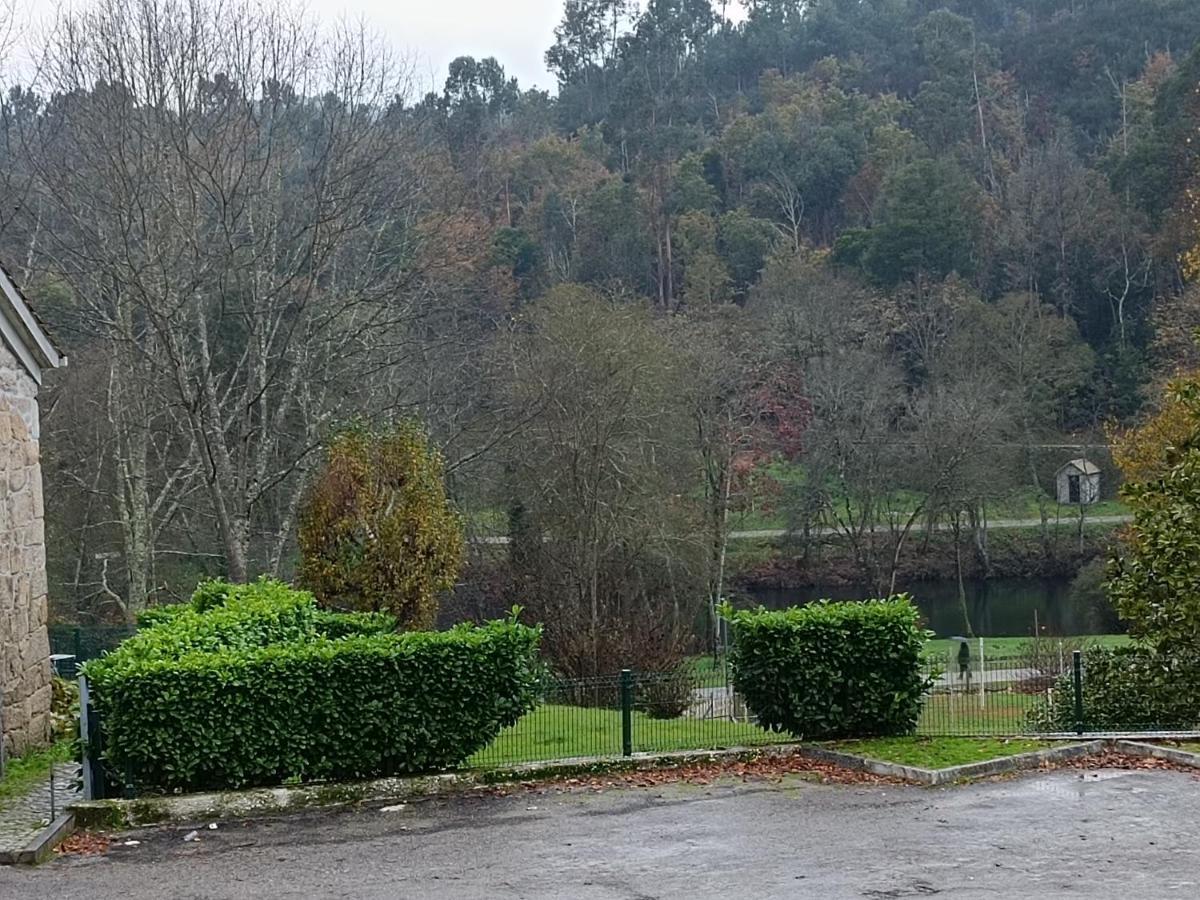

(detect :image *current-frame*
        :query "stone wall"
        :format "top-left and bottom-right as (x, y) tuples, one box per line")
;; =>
(0, 339), (51, 760)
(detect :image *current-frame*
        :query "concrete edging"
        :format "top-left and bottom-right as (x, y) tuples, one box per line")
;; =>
(0, 813), (75, 865)
(66, 737), (1188, 830)
(69, 744), (808, 830)
(1114, 739), (1200, 768)
(797, 740), (1107, 786)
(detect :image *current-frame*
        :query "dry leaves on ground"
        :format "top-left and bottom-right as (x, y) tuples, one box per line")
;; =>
(1059, 751), (1200, 774)
(484, 752), (905, 797)
(55, 832), (110, 856)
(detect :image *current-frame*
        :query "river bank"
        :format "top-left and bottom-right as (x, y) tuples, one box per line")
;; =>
(730, 521), (1120, 591)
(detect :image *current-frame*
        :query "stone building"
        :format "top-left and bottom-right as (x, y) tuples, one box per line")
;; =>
(0, 265), (65, 767)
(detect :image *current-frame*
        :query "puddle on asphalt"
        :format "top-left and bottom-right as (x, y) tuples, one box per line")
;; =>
(1017, 769), (1140, 800)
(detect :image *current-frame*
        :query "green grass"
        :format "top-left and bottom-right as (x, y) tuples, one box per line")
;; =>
(469, 703), (786, 767)
(691, 655), (728, 688)
(0, 740), (73, 811)
(828, 736), (1052, 769)
(918, 690), (1039, 735)
(923, 634), (1130, 660)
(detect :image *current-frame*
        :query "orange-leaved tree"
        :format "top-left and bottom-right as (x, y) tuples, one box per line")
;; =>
(298, 422), (464, 629)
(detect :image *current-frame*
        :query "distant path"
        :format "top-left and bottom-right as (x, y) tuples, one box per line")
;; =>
(473, 515), (1132, 545)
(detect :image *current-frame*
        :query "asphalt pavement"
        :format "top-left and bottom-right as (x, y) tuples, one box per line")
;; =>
(3, 766), (1196, 899)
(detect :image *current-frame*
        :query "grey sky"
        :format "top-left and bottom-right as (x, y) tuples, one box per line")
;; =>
(307, 0), (564, 93)
(9, 0), (563, 93)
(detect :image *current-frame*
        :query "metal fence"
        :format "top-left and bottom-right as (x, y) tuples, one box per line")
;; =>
(917, 652), (1050, 736)
(47, 625), (135, 677)
(468, 670), (793, 769)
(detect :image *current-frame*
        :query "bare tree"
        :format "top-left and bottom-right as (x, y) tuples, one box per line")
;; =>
(498, 286), (702, 676)
(23, 0), (436, 587)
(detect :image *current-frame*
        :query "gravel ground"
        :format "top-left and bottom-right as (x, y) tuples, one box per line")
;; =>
(3, 765), (1198, 898)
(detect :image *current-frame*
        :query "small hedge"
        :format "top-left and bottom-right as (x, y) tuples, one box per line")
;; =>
(86, 581), (540, 792)
(1028, 646), (1200, 731)
(723, 597), (931, 739)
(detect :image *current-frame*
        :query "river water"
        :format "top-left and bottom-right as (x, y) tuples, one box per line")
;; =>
(742, 576), (1103, 638)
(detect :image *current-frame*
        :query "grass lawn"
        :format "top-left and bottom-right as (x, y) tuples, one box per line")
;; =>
(0, 740), (73, 812)
(918, 690), (1039, 735)
(923, 634), (1129, 660)
(469, 704), (786, 767)
(828, 736), (1052, 769)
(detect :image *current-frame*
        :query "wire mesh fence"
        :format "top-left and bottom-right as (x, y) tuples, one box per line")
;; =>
(47, 625), (136, 677)
(467, 671), (793, 769)
(916, 653), (1046, 736)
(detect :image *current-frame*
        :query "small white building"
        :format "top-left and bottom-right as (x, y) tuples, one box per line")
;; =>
(1055, 458), (1100, 506)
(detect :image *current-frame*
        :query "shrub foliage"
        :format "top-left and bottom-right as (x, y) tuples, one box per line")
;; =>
(723, 597), (931, 739)
(298, 422), (465, 629)
(1028, 646), (1200, 731)
(85, 580), (541, 792)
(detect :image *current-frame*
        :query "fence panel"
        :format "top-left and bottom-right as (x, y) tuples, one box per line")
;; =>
(468, 670), (792, 769)
(47, 625), (136, 676)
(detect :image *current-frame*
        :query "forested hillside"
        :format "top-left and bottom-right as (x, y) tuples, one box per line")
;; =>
(1, 0), (1198, 649)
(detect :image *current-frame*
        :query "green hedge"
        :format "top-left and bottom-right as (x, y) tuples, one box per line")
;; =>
(724, 597), (931, 739)
(114, 580), (318, 664)
(136, 579), (397, 640)
(1028, 646), (1200, 731)
(86, 581), (540, 792)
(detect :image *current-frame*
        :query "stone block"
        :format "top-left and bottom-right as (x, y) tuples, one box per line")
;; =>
(9, 488), (34, 526)
(28, 623), (49, 660)
(7, 464), (26, 493)
(31, 472), (43, 518)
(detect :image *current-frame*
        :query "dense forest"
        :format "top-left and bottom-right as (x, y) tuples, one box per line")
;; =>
(1, 0), (1198, 663)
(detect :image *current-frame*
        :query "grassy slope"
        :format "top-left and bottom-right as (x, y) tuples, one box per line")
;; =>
(828, 737), (1051, 768)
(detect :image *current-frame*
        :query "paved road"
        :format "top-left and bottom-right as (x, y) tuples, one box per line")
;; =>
(5, 766), (1197, 898)
(474, 515), (1132, 545)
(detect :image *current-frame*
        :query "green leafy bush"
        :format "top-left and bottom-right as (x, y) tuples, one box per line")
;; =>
(84, 579), (541, 792)
(1027, 646), (1200, 731)
(723, 597), (932, 739)
(107, 579), (318, 665)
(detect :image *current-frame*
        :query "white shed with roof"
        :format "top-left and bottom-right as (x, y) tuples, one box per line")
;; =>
(1055, 458), (1100, 505)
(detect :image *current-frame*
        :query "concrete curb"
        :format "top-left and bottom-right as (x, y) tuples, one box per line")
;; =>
(66, 737), (1186, 831)
(797, 740), (1107, 786)
(1114, 740), (1200, 768)
(70, 744), (809, 829)
(0, 813), (75, 865)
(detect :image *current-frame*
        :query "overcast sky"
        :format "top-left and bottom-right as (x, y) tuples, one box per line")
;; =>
(10, 0), (567, 93)
(310, 0), (565, 93)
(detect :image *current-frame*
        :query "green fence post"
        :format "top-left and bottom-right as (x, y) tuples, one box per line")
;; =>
(620, 669), (634, 757)
(73, 627), (82, 664)
(1072, 650), (1084, 736)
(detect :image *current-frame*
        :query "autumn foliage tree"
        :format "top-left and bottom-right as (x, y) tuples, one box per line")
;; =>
(1109, 372), (1200, 651)
(298, 423), (464, 629)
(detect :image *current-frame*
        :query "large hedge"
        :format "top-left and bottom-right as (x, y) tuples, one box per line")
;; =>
(724, 597), (931, 739)
(86, 581), (540, 792)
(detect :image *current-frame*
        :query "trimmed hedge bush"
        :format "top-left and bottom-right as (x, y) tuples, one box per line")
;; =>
(86, 581), (540, 792)
(135, 579), (397, 639)
(723, 597), (931, 739)
(1027, 646), (1200, 731)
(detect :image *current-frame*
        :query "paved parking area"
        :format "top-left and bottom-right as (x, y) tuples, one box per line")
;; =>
(3, 766), (1198, 898)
